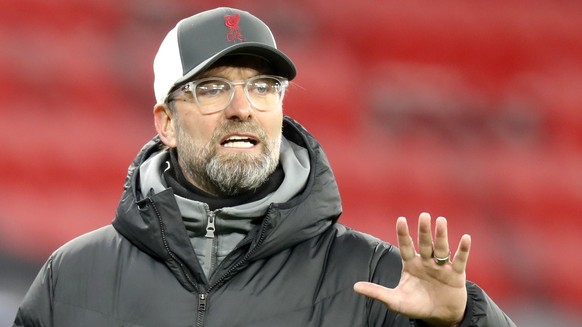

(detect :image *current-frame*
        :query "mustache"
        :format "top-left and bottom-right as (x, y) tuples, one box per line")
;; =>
(210, 120), (268, 143)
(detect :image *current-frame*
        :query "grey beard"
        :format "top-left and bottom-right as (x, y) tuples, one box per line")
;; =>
(175, 120), (281, 196)
(205, 146), (279, 195)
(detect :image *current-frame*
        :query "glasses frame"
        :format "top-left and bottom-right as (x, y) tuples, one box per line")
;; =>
(165, 74), (289, 114)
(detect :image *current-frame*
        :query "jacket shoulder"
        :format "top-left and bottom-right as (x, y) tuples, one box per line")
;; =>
(331, 223), (398, 255)
(56, 225), (119, 249)
(329, 224), (403, 283)
(50, 225), (127, 268)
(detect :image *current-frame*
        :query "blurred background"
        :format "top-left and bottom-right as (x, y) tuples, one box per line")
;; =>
(1, 0), (581, 326)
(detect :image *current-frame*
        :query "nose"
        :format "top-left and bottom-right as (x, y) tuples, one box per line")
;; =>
(224, 85), (252, 120)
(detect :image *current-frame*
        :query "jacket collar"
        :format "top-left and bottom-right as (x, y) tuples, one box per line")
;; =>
(112, 116), (342, 287)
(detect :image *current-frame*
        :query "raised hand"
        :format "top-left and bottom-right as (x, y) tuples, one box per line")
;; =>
(354, 213), (471, 327)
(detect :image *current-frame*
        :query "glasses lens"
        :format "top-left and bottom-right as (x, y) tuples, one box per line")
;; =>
(180, 76), (287, 113)
(194, 79), (232, 112)
(247, 76), (285, 110)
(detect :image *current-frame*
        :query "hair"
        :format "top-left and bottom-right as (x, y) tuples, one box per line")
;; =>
(166, 99), (178, 115)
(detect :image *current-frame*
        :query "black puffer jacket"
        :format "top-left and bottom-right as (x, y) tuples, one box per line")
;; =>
(14, 117), (515, 327)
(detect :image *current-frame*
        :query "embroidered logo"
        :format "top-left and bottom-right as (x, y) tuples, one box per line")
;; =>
(224, 14), (246, 42)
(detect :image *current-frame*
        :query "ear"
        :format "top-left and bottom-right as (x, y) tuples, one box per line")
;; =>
(153, 103), (177, 148)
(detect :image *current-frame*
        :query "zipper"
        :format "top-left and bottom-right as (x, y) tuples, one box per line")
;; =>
(198, 293), (208, 311)
(204, 210), (219, 276)
(195, 206), (273, 325)
(197, 209), (217, 327)
(207, 206), (273, 293)
(147, 198), (198, 291)
(205, 211), (216, 238)
(195, 207), (274, 326)
(196, 292), (208, 327)
(147, 198), (208, 325)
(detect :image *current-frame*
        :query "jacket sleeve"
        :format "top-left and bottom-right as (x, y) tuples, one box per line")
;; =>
(457, 281), (517, 327)
(366, 242), (516, 327)
(13, 256), (55, 327)
(410, 281), (516, 327)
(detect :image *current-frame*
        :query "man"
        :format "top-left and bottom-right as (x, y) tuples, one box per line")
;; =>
(14, 7), (515, 327)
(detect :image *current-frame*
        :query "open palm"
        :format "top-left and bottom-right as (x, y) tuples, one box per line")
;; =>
(354, 213), (471, 327)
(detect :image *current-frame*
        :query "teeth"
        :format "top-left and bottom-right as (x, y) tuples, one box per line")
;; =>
(222, 136), (255, 148)
(226, 136), (248, 141)
(223, 141), (254, 148)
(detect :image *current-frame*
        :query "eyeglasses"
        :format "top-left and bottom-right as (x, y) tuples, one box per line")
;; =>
(166, 75), (289, 114)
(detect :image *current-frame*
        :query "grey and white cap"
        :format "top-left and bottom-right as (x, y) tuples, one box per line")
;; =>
(153, 7), (297, 103)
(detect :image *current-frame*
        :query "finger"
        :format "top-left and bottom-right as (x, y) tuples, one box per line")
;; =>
(452, 234), (472, 273)
(433, 216), (450, 261)
(417, 212), (433, 260)
(353, 282), (396, 306)
(396, 217), (416, 261)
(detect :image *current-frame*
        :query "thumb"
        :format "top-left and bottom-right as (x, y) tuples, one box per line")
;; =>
(353, 281), (395, 305)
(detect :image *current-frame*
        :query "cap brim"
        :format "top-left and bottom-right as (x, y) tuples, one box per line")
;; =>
(170, 42), (296, 93)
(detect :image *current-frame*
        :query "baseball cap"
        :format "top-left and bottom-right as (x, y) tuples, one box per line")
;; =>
(153, 7), (297, 103)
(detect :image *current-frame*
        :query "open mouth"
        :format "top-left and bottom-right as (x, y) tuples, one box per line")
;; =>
(220, 135), (259, 148)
